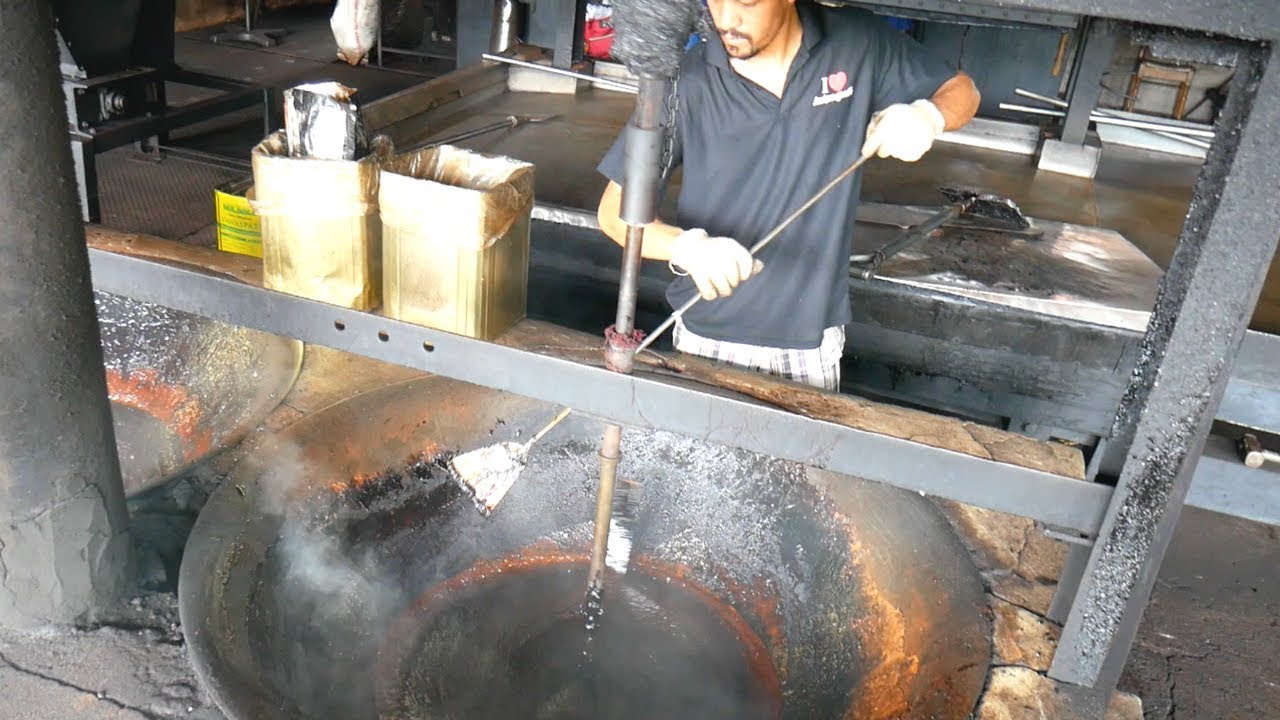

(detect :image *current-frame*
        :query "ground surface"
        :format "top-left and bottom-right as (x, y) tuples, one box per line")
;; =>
(1119, 507), (1280, 720)
(0, 593), (220, 720)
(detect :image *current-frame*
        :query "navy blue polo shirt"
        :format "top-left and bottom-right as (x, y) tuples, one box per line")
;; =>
(598, 2), (955, 349)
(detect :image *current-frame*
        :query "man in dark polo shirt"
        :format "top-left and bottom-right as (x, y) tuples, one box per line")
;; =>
(597, 0), (979, 390)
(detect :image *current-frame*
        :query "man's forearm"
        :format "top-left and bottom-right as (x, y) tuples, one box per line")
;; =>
(596, 181), (685, 262)
(930, 72), (980, 131)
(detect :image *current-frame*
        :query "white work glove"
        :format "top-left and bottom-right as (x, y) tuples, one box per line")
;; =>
(669, 229), (762, 301)
(861, 99), (947, 162)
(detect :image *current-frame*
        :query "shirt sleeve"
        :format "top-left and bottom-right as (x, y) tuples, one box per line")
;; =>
(596, 79), (684, 186)
(870, 23), (958, 112)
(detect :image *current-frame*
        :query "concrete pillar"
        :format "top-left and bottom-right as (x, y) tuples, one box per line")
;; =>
(0, 0), (135, 628)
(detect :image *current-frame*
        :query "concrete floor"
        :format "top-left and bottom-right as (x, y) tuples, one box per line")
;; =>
(1120, 508), (1280, 719)
(7, 7), (1274, 720)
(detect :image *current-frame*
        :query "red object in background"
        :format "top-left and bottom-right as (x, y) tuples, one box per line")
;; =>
(584, 18), (614, 59)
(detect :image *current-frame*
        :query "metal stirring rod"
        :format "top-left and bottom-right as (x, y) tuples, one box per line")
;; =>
(633, 149), (876, 355)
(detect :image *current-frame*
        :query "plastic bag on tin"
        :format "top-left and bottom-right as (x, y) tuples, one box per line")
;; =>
(283, 82), (368, 161)
(379, 145), (535, 251)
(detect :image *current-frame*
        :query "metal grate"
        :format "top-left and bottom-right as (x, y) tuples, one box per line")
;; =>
(97, 146), (245, 243)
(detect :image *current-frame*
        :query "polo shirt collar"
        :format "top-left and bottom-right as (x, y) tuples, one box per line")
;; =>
(703, 2), (823, 69)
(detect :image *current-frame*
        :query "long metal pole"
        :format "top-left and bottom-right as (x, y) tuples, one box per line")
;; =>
(1000, 102), (1215, 142)
(0, 0), (135, 628)
(481, 53), (639, 93)
(586, 77), (667, 594)
(1012, 89), (1214, 149)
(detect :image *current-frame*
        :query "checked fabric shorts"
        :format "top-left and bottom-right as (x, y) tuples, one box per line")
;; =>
(673, 320), (846, 392)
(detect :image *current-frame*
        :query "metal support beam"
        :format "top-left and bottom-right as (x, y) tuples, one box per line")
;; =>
(1061, 17), (1118, 145)
(0, 0), (134, 628)
(86, 249), (1116, 535)
(69, 135), (100, 222)
(945, 0), (1280, 41)
(1188, 434), (1280, 526)
(1047, 543), (1092, 623)
(64, 74), (263, 223)
(1050, 43), (1280, 690)
(826, 0), (1280, 42)
(552, 0), (586, 68)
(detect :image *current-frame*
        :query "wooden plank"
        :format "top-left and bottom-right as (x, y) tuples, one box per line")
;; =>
(499, 322), (1086, 480)
(85, 225), (263, 285)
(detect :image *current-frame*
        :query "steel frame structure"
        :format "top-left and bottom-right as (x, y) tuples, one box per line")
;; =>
(0, 0), (1267, 713)
(66, 69), (269, 223)
(823, 3), (1280, 700)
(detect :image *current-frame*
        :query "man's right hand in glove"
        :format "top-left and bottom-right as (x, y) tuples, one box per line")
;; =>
(595, 182), (762, 300)
(669, 229), (762, 301)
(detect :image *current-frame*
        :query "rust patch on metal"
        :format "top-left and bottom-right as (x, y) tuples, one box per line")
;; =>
(106, 367), (212, 459)
(842, 535), (920, 720)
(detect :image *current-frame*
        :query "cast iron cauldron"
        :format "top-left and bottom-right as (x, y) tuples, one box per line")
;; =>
(97, 291), (301, 494)
(179, 375), (990, 719)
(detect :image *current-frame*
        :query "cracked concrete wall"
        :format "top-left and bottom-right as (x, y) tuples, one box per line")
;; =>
(0, 0), (135, 627)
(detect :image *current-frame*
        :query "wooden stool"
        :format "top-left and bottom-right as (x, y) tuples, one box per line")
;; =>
(1125, 48), (1195, 118)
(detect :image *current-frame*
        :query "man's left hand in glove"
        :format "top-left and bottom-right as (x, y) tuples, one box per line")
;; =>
(861, 99), (947, 162)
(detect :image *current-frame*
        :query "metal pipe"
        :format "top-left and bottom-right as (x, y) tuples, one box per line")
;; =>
(1001, 102), (1068, 117)
(1003, 99), (1215, 144)
(0, 0), (135, 628)
(1014, 87), (1070, 108)
(587, 76), (667, 595)
(481, 53), (638, 93)
(1240, 434), (1280, 469)
(1015, 88), (1213, 149)
(619, 77), (667, 225)
(1117, 127), (1211, 150)
(587, 423), (623, 588)
(488, 0), (521, 55)
(615, 225), (646, 333)
(1090, 113), (1216, 138)
(851, 203), (964, 280)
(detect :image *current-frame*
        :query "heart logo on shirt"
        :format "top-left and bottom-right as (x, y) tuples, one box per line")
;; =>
(827, 71), (848, 92)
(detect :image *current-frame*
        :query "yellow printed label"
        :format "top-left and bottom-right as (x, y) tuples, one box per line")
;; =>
(218, 235), (263, 257)
(214, 187), (262, 258)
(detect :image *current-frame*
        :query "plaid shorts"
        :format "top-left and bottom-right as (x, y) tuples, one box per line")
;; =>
(674, 320), (846, 391)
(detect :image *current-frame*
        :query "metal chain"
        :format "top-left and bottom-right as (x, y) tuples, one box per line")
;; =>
(661, 72), (680, 181)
